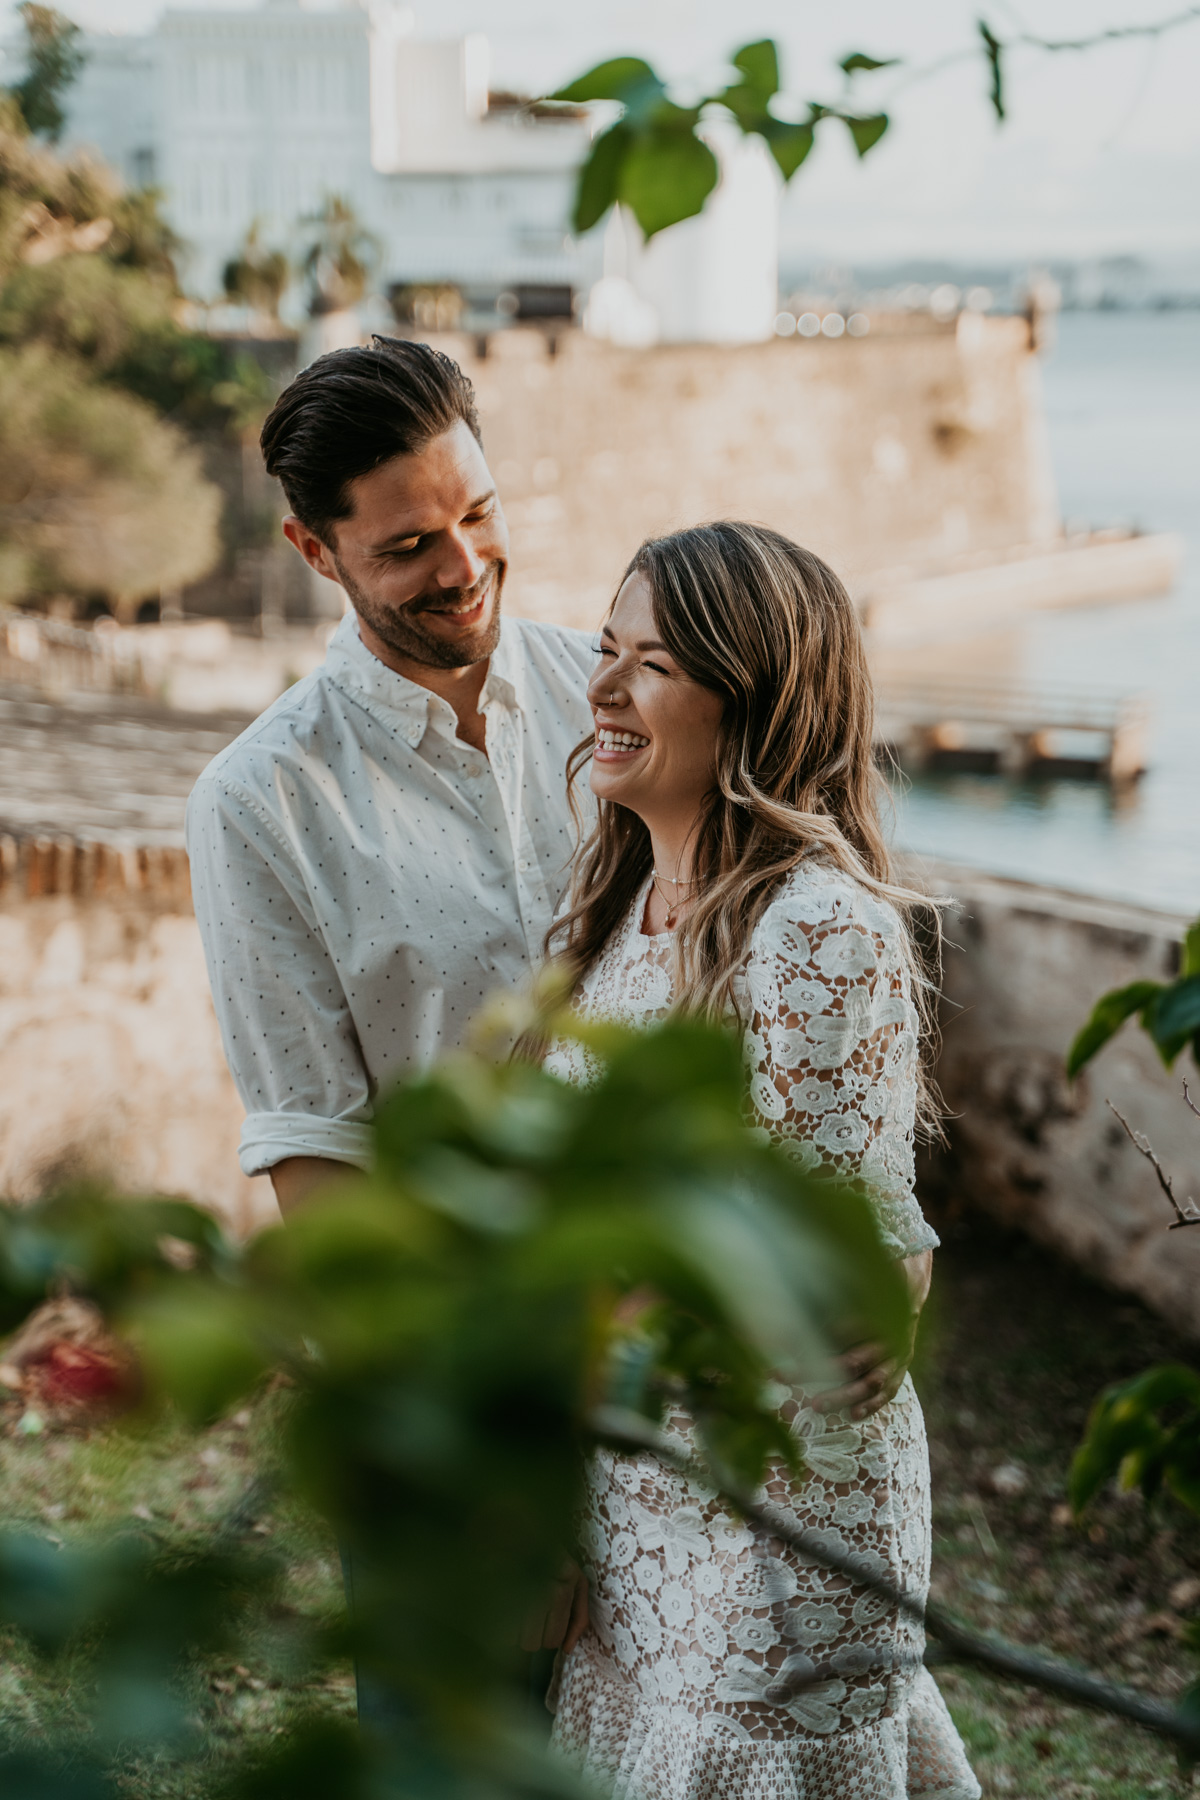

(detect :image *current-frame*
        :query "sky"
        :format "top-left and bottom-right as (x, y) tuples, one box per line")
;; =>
(8, 0), (1200, 266)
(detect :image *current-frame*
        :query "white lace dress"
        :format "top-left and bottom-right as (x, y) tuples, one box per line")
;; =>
(543, 862), (979, 1800)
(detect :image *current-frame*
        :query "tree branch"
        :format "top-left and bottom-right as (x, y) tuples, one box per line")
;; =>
(588, 1405), (1200, 1755)
(1182, 1080), (1200, 1122)
(1106, 1100), (1200, 1228)
(882, 9), (1200, 106)
(1014, 7), (1200, 52)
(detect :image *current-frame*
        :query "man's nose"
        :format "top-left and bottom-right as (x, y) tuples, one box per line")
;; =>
(434, 528), (487, 590)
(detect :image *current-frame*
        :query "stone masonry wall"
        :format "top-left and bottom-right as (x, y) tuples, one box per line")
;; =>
(923, 863), (1200, 1340)
(6, 835), (1200, 1342)
(432, 314), (1059, 633)
(0, 839), (274, 1237)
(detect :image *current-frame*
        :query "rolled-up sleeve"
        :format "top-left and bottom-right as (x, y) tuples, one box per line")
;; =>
(186, 774), (374, 1177)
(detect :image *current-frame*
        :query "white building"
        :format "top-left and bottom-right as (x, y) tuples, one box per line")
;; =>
(9, 0), (783, 342)
(50, 1), (593, 305)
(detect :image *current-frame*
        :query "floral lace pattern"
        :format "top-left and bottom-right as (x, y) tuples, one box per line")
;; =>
(545, 862), (978, 1799)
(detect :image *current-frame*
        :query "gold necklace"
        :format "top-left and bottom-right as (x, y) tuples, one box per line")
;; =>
(650, 868), (698, 932)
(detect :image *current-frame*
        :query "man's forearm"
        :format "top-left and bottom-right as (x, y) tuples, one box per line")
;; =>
(269, 1155), (360, 1218)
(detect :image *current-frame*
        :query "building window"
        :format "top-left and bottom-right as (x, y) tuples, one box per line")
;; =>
(131, 146), (156, 187)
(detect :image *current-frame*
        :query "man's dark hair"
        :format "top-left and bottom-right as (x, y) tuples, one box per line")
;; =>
(260, 336), (482, 543)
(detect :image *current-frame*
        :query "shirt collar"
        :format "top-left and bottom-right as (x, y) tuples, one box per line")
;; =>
(322, 608), (528, 741)
(479, 619), (521, 711)
(322, 610), (521, 748)
(323, 612), (430, 747)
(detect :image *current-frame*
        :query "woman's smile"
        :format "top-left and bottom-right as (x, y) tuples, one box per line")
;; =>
(594, 725), (651, 762)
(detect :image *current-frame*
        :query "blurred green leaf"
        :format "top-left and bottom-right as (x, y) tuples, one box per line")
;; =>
(840, 52), (900, 75)
(125, 1279), (269, 1424)
(1070, 1362), (1200, 1516)
(0, 1015), (918, 1786)
(1182, 918), (1200, 980)
(1147, 976), (1200, 1067)
(1066, 979), (1162, 1077)
(764, 121), (815, 180)
(841, 112), (889, 157)
(570, 121), (632, 234)
(619, 121), (717, 239)
(0, 1188), (226, 1327)
(729, 39), (780, 102)
(552, 56), (663, 117)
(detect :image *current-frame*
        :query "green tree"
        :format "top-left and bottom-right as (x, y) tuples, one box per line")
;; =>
(224, 221), (291, 323)
(7, 2), (84, 142)
(106, 184), (185, 286)
(0, 344), (222, 608)
(299, 194), (379, 315)
(0, 99), (274, 607)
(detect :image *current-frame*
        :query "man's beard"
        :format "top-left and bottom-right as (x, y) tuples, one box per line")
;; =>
(333, 557), (504, 671)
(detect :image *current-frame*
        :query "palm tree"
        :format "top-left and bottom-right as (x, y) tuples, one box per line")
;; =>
(298, 194), (379, 316)
(223, 220), (290, 321)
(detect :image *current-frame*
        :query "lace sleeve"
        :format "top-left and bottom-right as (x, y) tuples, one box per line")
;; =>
(742, 869), (939, 1260)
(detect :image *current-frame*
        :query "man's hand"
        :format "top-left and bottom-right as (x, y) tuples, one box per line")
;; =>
(813, 1249), (933, 1420)
(519, 1559), (589, 1655)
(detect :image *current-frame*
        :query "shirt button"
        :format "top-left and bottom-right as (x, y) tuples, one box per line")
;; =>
(517, 859), (530, 873)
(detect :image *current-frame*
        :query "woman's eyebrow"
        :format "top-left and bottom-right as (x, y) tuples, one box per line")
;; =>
(598, 625), (671, 656)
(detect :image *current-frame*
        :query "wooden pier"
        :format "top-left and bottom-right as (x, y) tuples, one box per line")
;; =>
(874, 677), (1148, 784)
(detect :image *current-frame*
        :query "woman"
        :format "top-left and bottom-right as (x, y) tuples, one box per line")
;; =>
(541, 524), (979, 1800)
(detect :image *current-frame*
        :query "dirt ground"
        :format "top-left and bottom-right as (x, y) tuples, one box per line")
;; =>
(917, 1204), (1200, 1798)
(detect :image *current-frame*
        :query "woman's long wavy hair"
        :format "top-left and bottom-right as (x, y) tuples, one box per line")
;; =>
(546, 521), (944, 1135)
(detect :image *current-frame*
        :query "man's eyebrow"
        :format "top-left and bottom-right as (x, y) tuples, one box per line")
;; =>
(373, 489), (496, 549)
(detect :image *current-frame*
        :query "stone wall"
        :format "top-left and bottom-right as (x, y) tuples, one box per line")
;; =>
(434, 314), (1058, 632)
(6, 831), (1199, 1339)
(922, 863), (1200, 1339)
(0, 839), (274, 1237)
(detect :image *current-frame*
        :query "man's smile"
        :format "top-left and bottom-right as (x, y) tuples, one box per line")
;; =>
(413, 573), (494, 631)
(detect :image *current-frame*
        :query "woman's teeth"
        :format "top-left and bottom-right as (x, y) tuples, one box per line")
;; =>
(597, 728), (649, 752)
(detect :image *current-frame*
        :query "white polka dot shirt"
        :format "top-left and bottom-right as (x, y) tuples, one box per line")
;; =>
(186, 610), (596, 1176)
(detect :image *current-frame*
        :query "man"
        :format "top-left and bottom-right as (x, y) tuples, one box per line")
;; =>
(188, 334), (901, 1432)
(187, 336), (595, 1217)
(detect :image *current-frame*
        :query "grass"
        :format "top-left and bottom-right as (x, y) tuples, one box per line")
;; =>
(0, 1391), (354, 1793)
(916, 1204), (1200, 1797)
(1, 1211), (1199, 1796)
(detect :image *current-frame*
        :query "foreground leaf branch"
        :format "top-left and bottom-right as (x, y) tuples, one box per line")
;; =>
(5, 1013), (1200, 1790)
(553, 11), (1200, 242)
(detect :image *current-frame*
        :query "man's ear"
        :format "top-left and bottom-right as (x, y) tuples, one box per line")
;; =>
(282, 515), (342, 583)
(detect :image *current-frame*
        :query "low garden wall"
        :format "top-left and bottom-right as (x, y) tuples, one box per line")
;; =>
(920, 861), (1200, 1338)
(4, 833), (1199, 1337)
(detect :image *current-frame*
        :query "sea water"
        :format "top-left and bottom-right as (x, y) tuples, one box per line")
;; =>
(890, 310), (1200, 917)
